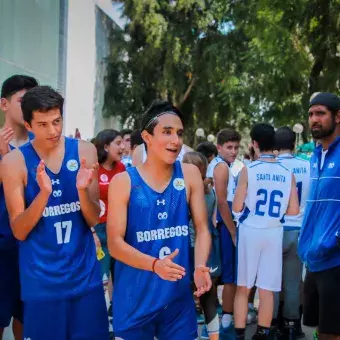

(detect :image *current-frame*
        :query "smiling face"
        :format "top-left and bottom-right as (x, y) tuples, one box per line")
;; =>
(217, 141), (240, 164)
(308, 105), (340, 140)
(142, 114), (184, 164)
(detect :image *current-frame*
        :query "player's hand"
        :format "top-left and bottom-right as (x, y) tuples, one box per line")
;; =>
(154, 248), (186, 281)
(76, 158), (98, 190)
(0, 127), (14, 157)
(36, 160), (52, 195)
(194, 265), (212, 297)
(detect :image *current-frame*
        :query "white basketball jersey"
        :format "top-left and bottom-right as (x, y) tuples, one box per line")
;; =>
(239, 160), (292, 229)
(209, 156), (236, 202)
(277, 154), (310, 228)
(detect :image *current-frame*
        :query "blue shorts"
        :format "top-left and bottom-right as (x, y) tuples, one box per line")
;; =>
(114, 295), (197, 340)
(0, 247), (22, 328)
(218, 222), (236, 284)
(23, 286), (109, 340)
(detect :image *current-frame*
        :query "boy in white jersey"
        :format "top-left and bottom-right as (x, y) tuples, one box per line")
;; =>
(274, 127), (310, 338)
(209, 128), (241, 334)
(233, 123), (299, 340)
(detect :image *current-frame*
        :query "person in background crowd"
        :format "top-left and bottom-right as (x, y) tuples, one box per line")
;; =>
(298, 92), (340, 340)
(183, 151), (221, 340)
(93, 129), (125, 289)
(197, 141), (218, 189)
(130, 129), (144, 158)
(273, 126), (309, 339)
(210, 128), (241, 336)
(233, 123), (299, 340)
(120, 129), (133, 168)
(0, 74), (38, 340)
(75, 128), (81, 139)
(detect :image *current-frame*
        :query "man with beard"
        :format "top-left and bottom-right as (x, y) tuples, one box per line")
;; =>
(298, 92), (340, 340)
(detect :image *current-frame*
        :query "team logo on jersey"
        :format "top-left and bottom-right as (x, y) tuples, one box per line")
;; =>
(328, 162), (335, 169)
(173, 178), (185, 191)
(52, 190), (62, 197)
(51, 179), (60, 185)
(313, 162), (318, 168)
(99, 199), (106, 218)
(157, 199), (166, 205)
(158, 212), (168, 220)
(66, 159), (79, 172)
(100, 174), (109, 182)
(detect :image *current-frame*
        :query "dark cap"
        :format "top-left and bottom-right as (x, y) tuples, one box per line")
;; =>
(309, 92), (340, 112)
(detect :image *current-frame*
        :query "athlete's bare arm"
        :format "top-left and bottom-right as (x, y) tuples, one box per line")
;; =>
(107, 172), (186, 281)
(132, 144), (143, 166)
(2, 150), (51, 241)
(77, 141), (100, 227)
(285, 174), (300, 216)
(214, 163), (236, 241)
(232, 166), (248, 213)
(183, 163), (211, 267)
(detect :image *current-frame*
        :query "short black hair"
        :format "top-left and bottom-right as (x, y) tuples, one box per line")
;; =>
(21, 86), (64, 124)
(196, 142), (217, 159)
(94, 129), (122, 164)
(121, 129), (132, 138)
(216, 128), (241, 146)
(275, 126), (296, 151)
(130, 129), (143, 150)
(250, 123), (275, 152)
(141, 100), (184, 134)
(1, 75), (38, 99)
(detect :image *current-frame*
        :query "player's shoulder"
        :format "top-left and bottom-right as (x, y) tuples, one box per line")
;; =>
(78, 138), (96, 152)
(2, 148), (23, 166)
(182, 162), (201, 178)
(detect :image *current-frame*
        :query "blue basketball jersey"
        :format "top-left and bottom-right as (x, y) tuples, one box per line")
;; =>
(239, 160), (292, 228)
(113, 161), (191, 332)
(0, 132), (34, 250)
(19, 137), (101, 301)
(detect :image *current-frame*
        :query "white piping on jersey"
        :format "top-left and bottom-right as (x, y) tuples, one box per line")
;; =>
(310, 177), (340, 180)
(306, 199), (340, 202)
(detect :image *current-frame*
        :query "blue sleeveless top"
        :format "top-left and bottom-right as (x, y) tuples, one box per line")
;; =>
(113, 161), (191, 332)
(19, 137), (101, 301)
(0, 132), (34, 250)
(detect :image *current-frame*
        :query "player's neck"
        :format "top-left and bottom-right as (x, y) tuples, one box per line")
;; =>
(258, 151), (276, 162)
(101, 159), (115, 171)
(278, 149), (293, 156)
(320, 128), (340, 150)
(4, 119), (29, 146)
(32, 135), (64, 158)
(143, 155), (173, 181)
(123, 150), (130, 157)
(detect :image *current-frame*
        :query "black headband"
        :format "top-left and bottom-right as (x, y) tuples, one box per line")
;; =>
(309, 92), (340, 112)
(142, 111), (179, 131)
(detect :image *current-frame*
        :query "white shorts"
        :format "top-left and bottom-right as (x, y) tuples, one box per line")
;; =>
(236, 224), (283, 292)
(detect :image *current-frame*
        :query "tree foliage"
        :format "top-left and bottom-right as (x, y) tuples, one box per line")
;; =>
(104, 0), (340, 143)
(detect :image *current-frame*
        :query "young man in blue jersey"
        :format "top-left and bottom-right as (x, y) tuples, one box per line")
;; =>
(233, 123), (299, 340)
(273, 127), (310, 339)
(107, 100), (212, 340)
(0, 75), (38, 340)
(298, 92), (340, 340)
(208, 128), (241, 334)
(2, 86), (109, 340)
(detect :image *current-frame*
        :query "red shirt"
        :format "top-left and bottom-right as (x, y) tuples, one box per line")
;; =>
(98, 162), (125, 223)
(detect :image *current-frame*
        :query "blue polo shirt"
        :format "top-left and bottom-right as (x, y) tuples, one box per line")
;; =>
(298, 136), (340, 272)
